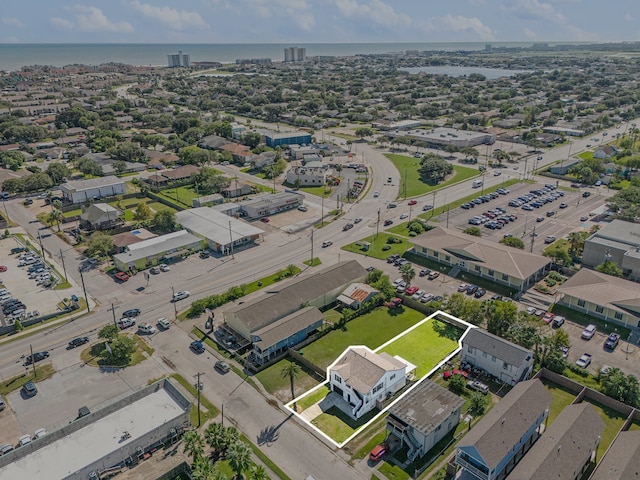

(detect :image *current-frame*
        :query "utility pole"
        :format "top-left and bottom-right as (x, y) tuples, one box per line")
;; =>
(321, 194), (324, 227)
(446, 205), (450, 228)
(404, 168), (407, 199)
(408, 204), (413, 223)
(431, 191), (436, 219)
(30, 344), (36, 379)
(228, 221), (234, 259)
(111, 303), (117, 327)
(376, 209), (380, 239)
(171, 286), (178, 320)
(194, 372), (205, 427)
(78, 267), (89, 313)
(530, 225), (536, 253)
(37, 232), (45, 259)
(58, 249), (68, 282)
(310, 229), (314, 265)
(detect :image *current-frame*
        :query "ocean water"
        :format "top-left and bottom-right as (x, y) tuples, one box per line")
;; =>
(0, 42), (548, 72)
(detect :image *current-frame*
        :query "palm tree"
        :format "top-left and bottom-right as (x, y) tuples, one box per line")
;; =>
(399, 263), (416, 286)
(227, 441), (252, 479)
(249, 465), (269, 480)
(192, 457), (218, 480)
(280, 361), (302, 404)
(567, 231), (585, 257)
(47, 208), (64, 232)
(183, 430), (205, 462)
(205, 422), (227, 459)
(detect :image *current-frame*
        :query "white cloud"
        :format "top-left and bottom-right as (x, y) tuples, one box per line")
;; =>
(2, 17), (24, 28)
(333, 0), (412, 29)
(128, 1), (207, 31)
(625, 13), (634, 22)
(235, 0), (315, 30)
(430, 15), (496, 40)
(51, 6), (133, 33)
(500, 0), (566, 23)
(468, 0), (486, 5)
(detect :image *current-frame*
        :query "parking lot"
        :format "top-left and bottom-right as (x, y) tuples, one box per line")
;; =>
(441, 180), (611, 254)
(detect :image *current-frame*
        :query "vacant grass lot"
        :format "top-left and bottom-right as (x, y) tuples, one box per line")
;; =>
(385, 154), (479, 198)
(155, 185), (201, 207)
(311, 405), (379, 444)
(341, 233), (412, 260)
(299, 307), (426, 370)
(380, 319), (461, 378)
(254, 358), (323, 402)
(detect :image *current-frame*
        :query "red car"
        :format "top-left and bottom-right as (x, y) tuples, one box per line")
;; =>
(443, 370), (469, 380)
(369, 442), (389, 462)
(405, 286), (419, 296)
(114, 272), (130, 282)
(542, 312), (555, 324)
(408, 200), (417, 206)
(260, 217), (270, 223)
(386, 297), (403, 308)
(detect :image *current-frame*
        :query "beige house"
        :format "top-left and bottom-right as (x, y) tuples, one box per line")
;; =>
(80, 203), (122, 231)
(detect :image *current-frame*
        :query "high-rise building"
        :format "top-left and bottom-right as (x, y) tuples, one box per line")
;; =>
(167, 51), (190, 68)
(284, 47), (306, 63)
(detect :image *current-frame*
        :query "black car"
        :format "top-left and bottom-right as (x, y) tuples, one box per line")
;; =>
(491, 294), (503, 301)
(384, 219), (393, 226)
(122, 308), (141, 318)
(474, 288), (486, 298)
(582, 191), (591, 198)
(199, 251), (210, 259)
(68, 337), (89, 348)
(25, 351), (49, 365)
(22, 381), (38, 397)
(190, 341), (205, 354)
(419, 268), (430, 277)
(466, 285), (478, 295)
(604, 333), (620, 350)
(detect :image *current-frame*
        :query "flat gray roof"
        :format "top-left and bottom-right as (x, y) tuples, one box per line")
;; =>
(588, 219), (640, 250)
(113, 230), (201, 264)
(175, 207), (264, 246)
(0, 387), (185, 480)
(59, 175), (123, 193)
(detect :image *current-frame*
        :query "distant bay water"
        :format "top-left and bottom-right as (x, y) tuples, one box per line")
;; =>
(0, 42), (558, 72)
(401, 66), (530, 79)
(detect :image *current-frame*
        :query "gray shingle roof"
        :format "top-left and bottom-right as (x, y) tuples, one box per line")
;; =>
(463, 328), (533, 367)
(332, 347), (405, 394)
(590, 430), (640, 480)
(253, 306), (323, 351)
(507, 403), (604, 480)
(457, 379), (552, 470)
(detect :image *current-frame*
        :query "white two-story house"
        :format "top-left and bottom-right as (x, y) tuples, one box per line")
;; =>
(329, 346), (407, 419)
(461, 328), (533, 385)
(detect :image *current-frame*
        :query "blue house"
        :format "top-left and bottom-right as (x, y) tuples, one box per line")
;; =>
(454, 379), (551, 480)
(265, 131), (312, 148)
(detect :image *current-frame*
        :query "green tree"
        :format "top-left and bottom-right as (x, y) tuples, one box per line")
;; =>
(448, 374), (466, 395)
(463, 226), (481, 237)
(249, 464), (269, 480)
(205, 423), (229, 459)
(86, 232), (114, 258)
(399, 263), (416, 286)
(106, 335), (137, 364)
(355, 127), (373, 139)
(76, 157), (103, 177)
(183, 430), (205, 462)
(46, 208), (64, 231)
(500, 237), (525, 249)
(227, 442), (252, 479)
(567, 231), (586, 257)
(98, 324), (119, 342)
(0, 150), (25, 170)
(179, 145), (212, 166)
(486, 300), (518, 337)
(191, 457), (218, 480)
(280, 361), (302, 403)
(601, 368), (640, 407)
(133, 202), (152, 221)
(469, 392), (488, 416)
(113, 160), (128, 174)
(418, 154), (453, 184)
(595, 260), (623, 277)
(242, 132), (262, 149)
(151, 210), (176, 233)
(46, 162), (71, 185)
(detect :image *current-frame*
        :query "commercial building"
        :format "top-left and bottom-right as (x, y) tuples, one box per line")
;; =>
(176, 207), (264, 255)
(222, 261), (367, 364)
(557, 268), (640, 328)
(285, 165), (329, 186)
(454, 379), (552, 480)
(371, 119), (424, 131)
(113, 230), (202, 271)
(387, 127), (495, 148)
(507, 403), (604, 480)
(461, 328), (534, 385)
(59, 176), (125, 204)
(0, 379), (190, 480)
(329, 346), (408, 419)
(284, 47), (306, 62)
(410, 226), (551, 293)
(236, 192), (304, 219)
(167, 51), (190, 68)
(582, 219), (640, 280)
(264, 131), (312, 148)
(386, 380), (464, 462)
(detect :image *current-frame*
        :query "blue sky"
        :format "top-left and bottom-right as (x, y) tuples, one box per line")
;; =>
(1, 0), (638, 44)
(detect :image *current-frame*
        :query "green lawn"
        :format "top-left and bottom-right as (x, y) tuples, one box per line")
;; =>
(378, 462), (411, 480)
(311, 405), (379, 443)
(341, 233), (412, 260)
(155, 185), (201, 207)
(146, 201), (177, 214)
(295, 384), (331, 411)
(299, 307), (426, 370)
(380, 319), (461, 379)
(293, 184), (333, 198)
(540, 378), (578, 425)
(385, 154), (479, 198)
(62, 208), (82, 218)
(579, 151), (594, 160)
(253, 358), (322, 401)
(586, 400), (627, 452)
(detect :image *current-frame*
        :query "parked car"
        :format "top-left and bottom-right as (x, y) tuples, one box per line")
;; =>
(407, 200), (417, 206)
(122, 308), (141, 318)
(604, 332), (620, 350)
(157, 318), (171, 330)
(18, 435), (32, 447)
(114, 272), (129, 282)
(466, 285), (478, 295)
(542, 312), (555, 324)
(68, 337), (89, 348)
(369, 443), (390, 462)
(117, 317), (136, 329)
(24, 351), (49, 365)
(138, 323), (156, 334)
(199, 251), (210, 259)
(22, 381), (38, 397)
(427, 271), (440, 280)
(215, 360), (230, 373)
(297, 205), (308, 212)
(34, 428), (47, 439)
(457, 284), (469, 292)
(474, 288), (486, 298)
(581, 324), (597, 340)
(0, 444), (14, 455)
(321, 241), (333, 248)
(172, 291), (190, 302)
(159, 263), (170, 272)
(190, 341), (205, 354)
(576, 353), (592, 368)
(419, 268), (430, 277)
(405, 286), (419, 296)
(260, 217), (270, 223)
(552, 316), (565, 327)
(420, 293), (434, 303)
(443, 370), (468, 380)
(466, 380), (489, 395)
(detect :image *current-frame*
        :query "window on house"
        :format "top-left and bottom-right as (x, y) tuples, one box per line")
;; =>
(445, 255), (451, 262)
(503, 363), (510, 370)
(373, 384), (383, 394)
(502, 274), (509, 281)
(615, 312), (623, 320)
(491, 356), (496, 362)
(467, 345), (474, 354)
(488, 269), (494, 276)
(334, 375), (341, 383)
(475, 265), (481, 272)
(482, 352), (487, 358)
(433, 251), (439, 258)
(390, 374), (396, 380)
(596, 305), (603, 313)
(578, 299), (585, 307)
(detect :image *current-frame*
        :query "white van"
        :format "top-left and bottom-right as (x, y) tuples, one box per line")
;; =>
(472, 180), (483, 188)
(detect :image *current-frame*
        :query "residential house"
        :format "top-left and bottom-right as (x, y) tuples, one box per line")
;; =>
(251, 151), (276, 169)
(59, 176), (125, 204)
(329, 346), (407, 419)
(557, 268), (640, 329)
(161, 165), (200, 182)
(386, 380), (464, 461)
(507, 403), (604, 480)
(336, 283), (379, 309)
(219, 143), (254, 164)
(79, 203), (122, 231)
(410, 226), (551, 293)
(455, 379), (552, 480)
(221, 182), (253, 199)
(461, 328), (533, 385)
(593, 145), (618, 159)
(590, 430), (640, 480)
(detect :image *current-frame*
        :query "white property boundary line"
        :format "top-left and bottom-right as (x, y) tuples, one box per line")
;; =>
(284, 310), (476, 449)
